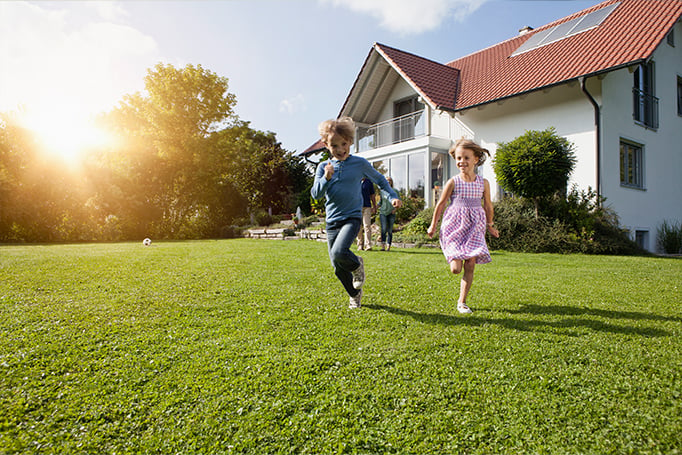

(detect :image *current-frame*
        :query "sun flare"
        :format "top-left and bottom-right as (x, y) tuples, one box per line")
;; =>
(19, 107), (113, 164)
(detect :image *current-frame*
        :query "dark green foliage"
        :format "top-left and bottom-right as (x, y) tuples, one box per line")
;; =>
(488, 188), (642, 254)
(219, 225), (244, 239)
(493, 128), (576, 215)
(657, 220), (682, 254)
(395, 192), (425, 223)
(399, 206), (433, 236)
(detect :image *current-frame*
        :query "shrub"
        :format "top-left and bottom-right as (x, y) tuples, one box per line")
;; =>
(400, 206), (434, 236)
(395, 194), (425, 223)
(220, 225), (244, 239)
(488, 189), (641, 254)
(493, 128), (576, 216)
(657, 220), (682, 254)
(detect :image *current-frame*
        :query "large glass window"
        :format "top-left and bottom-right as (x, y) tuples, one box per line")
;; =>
(408, 153), (425, 198)
(390, 155), (407, 195)
(372, 151), (427, 198)
(431, 152), (447, 203)
(620, 140), (644, 189)
(394, 97), (424, 143)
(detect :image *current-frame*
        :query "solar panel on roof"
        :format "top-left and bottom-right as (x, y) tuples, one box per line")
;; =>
(540, 17), (582, 46)
(511, 2), (620, 57)
(512, 28), (553, 55)
(571, 2), (619, 34)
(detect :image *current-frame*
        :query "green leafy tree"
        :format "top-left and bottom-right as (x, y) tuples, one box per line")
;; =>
(493, 128), (576, 217)
(99, 63), (238, 238)
(213, 122), (311, 222)
(0, 113), (99, 242)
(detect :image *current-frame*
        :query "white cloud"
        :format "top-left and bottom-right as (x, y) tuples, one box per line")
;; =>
(0, 1), (157, 118)
(321, 0), (487, 34)
(279, 94), (307, 115)
(87, 1), (130, 22)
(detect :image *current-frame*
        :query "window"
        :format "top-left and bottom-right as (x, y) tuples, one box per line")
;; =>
(635, 230), (649, 251)
(667, 29), (675, 47)
(373, 151), (427, 198)
(678, 76), (682, 116)
(389, 155), (407, 195)
(408, 153), (425, 198)
(393, 97), (424, 143)
(431, 152), (447, 203)
(632, 62), (658, 129)
(620, 140), (644, 189)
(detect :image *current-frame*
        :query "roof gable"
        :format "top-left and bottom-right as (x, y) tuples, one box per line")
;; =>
(374, 44), (460, 112)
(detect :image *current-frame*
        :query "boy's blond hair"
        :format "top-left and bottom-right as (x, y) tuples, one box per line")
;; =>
(450, 138), (491, 166)
(318, 116), (355, 143)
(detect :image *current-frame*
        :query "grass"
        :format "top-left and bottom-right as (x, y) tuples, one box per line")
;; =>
(1, 240), (681, 454)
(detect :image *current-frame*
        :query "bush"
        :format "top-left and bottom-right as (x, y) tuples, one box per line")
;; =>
(657, 220), (682, 254)
(220, 225), (244, 239)
(488, 189), (641, 254)
(395, 194), (425, 223)
(493, 128), (576, 216)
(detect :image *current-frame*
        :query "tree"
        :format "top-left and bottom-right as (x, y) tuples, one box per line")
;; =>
(99, 63), (238, 238)
(493, 128), (576, 217)
(213, 122), (312, 222)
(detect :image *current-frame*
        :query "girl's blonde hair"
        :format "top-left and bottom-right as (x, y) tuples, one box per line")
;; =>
(450, 138), (491, 166)
(318, 116), (355, 143)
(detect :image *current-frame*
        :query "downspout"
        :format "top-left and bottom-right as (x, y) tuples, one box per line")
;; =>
(579, 76), (601, 205)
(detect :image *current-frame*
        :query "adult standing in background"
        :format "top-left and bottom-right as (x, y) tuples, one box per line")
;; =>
(379, 176), (397, 251)
(357, 177), (376, 251)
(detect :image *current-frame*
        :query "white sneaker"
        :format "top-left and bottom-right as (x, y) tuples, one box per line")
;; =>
(349, 289), (363, 308)
(351, 256), (365, 289)
(457, 303), (473, 314)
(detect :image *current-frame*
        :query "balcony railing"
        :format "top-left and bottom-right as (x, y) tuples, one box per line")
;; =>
(632, 88), (659, 129)
(356, 110), (426, 153)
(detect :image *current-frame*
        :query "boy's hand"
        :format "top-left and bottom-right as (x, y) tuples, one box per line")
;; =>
(324, 161), (334, 180)
(391, 199), (402, 209)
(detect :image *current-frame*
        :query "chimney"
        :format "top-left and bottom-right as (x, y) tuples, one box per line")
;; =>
(519, 26), (534, 35)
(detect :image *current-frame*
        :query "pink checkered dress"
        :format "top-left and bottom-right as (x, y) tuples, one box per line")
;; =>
(439, 174), (491, 264)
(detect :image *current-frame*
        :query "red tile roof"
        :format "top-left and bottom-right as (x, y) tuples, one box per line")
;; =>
(375, 44), (460, 111)
(445, 0), (682, 110)
(366, 0), (681, 113)
(302, 139), (326, 155)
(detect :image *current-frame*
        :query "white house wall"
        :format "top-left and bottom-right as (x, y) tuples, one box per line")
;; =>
(377, 78), (418, 121)
(453, 81), (599, 203)
(599, 25), (682, 251)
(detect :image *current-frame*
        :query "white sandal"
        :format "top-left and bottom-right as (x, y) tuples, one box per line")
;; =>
(457, 303), (473, 314)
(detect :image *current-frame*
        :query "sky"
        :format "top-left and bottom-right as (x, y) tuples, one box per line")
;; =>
(0, 0), (604, 157)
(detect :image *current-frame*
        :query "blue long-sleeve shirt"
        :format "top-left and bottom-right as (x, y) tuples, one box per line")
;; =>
(311, 155), (400, 223)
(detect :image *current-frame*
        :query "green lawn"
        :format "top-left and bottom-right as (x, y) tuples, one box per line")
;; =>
(1, 240), (680, 454)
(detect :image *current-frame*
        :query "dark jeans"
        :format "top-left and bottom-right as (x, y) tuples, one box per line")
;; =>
(380, 213), (396, 245)
(326, 218), (362, 297)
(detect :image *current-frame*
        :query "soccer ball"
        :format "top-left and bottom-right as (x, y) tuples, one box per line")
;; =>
(143, 238), (152, 246)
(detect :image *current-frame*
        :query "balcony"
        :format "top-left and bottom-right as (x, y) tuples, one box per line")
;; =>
(356, 110), (426, 153)
(632, 88), (659, 129)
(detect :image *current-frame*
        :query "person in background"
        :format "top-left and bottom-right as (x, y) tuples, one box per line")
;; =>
(357, 178), (376, 251)
(378, 176), (397, 251)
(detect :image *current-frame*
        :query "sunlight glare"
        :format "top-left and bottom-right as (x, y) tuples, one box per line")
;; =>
(19, 107), (113, 164)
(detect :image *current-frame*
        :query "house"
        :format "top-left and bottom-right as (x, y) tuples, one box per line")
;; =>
(302, 0), (682, 252)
